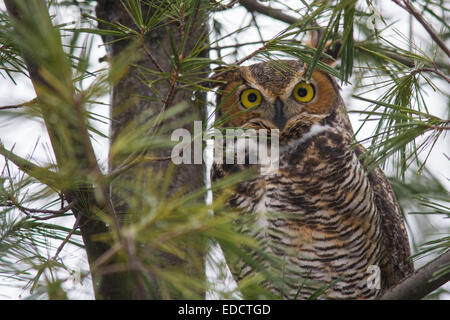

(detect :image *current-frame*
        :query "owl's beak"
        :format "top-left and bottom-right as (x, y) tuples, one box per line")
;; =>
(274, 98), (286, 130)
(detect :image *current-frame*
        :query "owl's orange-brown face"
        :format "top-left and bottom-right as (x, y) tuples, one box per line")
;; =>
(216, 60), (340, 132)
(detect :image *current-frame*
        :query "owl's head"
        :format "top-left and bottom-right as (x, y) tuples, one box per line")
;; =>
(212, 35), (351, 139)
(214, 61), (343, 132)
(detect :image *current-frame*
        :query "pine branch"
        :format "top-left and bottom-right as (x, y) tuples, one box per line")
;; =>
(4, 0), (111, 297)
(0, 141), (59, 189)
(380, 250), (450, 300)
(240, 0), (298, 25)
(236, 1), (450, 73)
(392, 0), (450, 58)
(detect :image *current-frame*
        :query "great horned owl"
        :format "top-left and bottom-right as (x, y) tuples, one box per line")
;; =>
(211, 55), (413, 299)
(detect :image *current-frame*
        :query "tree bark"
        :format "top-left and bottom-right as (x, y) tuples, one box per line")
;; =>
(380, 250), (450, 300)
(95, 0), (208, 299)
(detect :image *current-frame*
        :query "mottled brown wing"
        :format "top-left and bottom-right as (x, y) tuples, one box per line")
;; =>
(354, 145), (414, 291)
(369, 164), (414, 287)
(336, 96), (414, 292)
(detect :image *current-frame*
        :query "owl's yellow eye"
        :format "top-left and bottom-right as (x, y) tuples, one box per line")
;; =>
(293, 82), (315, 103)
(240, 88), (262, 109)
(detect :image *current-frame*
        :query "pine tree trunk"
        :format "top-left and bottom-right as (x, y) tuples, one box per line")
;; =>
(95, 1), (208, 299)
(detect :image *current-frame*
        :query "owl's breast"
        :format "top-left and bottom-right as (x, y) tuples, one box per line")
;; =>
(218, 125), (386, 299)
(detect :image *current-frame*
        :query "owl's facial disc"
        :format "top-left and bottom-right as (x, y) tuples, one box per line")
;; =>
(273, 98), (287, 130)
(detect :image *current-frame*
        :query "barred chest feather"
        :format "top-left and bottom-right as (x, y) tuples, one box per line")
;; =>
(219, 124), (386, 299)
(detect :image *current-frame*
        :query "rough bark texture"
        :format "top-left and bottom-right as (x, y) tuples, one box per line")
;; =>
(95, 1), (208, 299)
(380, 250), (450, 300)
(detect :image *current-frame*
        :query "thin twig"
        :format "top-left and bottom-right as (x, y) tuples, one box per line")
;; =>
(250, 11), (265, 44)
(411, 67), (450, 84)
(209, 40), (272, 82)
(5, 196), (76, 220)
(426, 120), (450, 131)
(0, 98), (38, 111)
(235, 43), (269, 66)
(392, 0), (450, 58)
(240, 0), (298, 25)
(211, 0), (240, 11)
(6, 197), (75, 215)
(160, 66), (180, 116)
(142, 43), (165, 73)
(51, 214), (82, 261)
(427, 126), (450, 130)
(0, 104), (24, 111)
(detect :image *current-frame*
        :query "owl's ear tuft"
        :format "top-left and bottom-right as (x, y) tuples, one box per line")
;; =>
(307, 28), (323, 49)
(323, 40), (341, 64)
(206, 66), (241, 88)
(307, 30), (341, 67)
